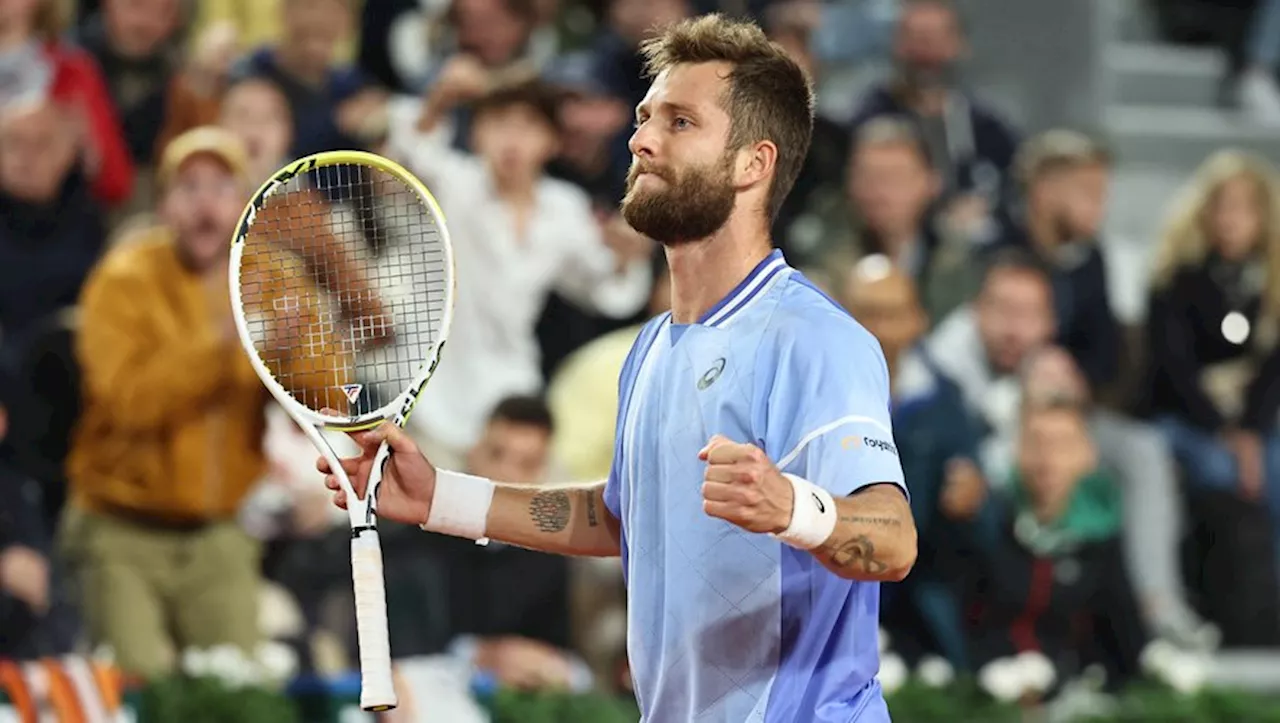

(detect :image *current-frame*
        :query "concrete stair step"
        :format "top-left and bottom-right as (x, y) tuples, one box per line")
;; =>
(1107, 42), (1224, 107)
(1104, 104), (1280, 169)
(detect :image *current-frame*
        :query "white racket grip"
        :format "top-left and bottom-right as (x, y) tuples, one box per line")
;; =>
(351, 531), (398, 711)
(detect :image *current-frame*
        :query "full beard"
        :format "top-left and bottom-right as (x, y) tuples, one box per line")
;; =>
(620, 153), (737, 246)
(897, 60), (958, 93)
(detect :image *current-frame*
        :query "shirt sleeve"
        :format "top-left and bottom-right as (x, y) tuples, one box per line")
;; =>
(755, 315), (907, 499)
(604, 318), (664, 519)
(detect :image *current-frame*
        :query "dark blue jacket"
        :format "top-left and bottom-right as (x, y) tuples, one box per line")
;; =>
(0, 457), (77, 659)
(882, 347), (983, 668)
(849, 84), (1021, 219)
(0, 171), (105, 348)
(234, 49), (370, 159)
(988, 228), (1121, 389)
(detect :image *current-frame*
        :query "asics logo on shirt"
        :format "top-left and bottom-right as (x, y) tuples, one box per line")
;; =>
(697, 358), (726, 390)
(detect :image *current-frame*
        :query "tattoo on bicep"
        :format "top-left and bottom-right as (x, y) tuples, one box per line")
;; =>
(825, 534), (889, 574)
(585, 492), (600, 527)
(529, 490), (572, 533)
(839, 515), (901, 527)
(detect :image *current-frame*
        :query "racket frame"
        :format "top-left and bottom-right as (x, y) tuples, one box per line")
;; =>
(229, 150), (455, 712)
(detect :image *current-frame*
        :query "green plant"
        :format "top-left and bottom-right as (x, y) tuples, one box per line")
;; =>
(488, 688), (641, 723)
(139, 674), (300, 723)
(885, 678), (1023, 723)
(1079, 685), (1280, 723)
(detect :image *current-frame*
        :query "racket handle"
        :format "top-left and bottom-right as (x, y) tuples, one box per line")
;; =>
(351, 530), (398, 711)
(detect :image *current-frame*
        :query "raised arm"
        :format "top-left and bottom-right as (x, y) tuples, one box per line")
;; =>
(700, 437), (916, 582)
(813, 485), (916, 581)
(78, 252), (239, 432)
(698, 318), (918, 582)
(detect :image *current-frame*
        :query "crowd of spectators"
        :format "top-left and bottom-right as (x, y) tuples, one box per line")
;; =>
(1, 0), (1280, 710)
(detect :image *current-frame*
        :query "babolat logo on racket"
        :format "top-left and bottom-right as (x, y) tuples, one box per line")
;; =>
(340, 384), (363, 404)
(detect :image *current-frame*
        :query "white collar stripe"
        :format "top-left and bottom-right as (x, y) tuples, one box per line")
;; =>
(704, 257), (788, 328)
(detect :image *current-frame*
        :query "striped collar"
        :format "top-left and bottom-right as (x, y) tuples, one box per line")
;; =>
(699, 249), (790, 328)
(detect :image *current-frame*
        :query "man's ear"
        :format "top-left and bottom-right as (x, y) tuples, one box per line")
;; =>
(738, 139), (778, 189)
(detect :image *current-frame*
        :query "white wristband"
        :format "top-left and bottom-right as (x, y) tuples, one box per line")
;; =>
(420, 470), (495, 544)
(770, 474), (838, 550)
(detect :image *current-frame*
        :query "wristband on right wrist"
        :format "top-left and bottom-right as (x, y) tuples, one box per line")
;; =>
(770, 473), (838, 550)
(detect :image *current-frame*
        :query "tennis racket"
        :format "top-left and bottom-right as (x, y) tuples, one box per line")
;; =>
(229, 150), (454, 711)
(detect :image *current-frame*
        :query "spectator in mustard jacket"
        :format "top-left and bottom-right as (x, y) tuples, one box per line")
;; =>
(61, 125), (384, 677)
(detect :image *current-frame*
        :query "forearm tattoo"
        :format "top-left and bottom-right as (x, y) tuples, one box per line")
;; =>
(839, 515), (900, 527)
(823, 534), (889, 575)
(586, 492), (600, 527)
(529, 490), (572, 533)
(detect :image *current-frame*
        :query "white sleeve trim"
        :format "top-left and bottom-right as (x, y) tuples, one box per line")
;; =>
(776, 414), (894, 471)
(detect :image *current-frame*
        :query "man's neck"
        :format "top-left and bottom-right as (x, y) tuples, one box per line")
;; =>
(666, 219), (773, 325)
(274, 47), (327, 87)
(902, 85), (949, 117)
(876, 226), (919, 261)
(491, 169), (538, 206)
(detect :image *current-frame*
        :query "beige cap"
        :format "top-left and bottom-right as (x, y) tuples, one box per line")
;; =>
(1014, 129), (1111, 185)
(157, 125), (250, 187)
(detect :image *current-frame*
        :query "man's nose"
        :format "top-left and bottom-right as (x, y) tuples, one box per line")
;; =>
(628, 120), (658, 160)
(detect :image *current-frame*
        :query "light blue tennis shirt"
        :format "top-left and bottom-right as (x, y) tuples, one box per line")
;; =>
(604, 250), (908, 722)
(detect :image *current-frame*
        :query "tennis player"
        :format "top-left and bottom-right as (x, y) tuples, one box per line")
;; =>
(324, 14), (916, 722)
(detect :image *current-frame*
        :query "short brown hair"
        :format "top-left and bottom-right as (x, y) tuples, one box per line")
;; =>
(446, 0), (537, 26)
(639, 14), (814, 222)
(34, 0), (70, 41)
(470, 77), (562, 133)
(853, 117), (932, 169)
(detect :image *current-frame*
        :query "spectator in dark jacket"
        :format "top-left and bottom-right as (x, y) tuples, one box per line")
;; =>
(998, 129), (1121, 390)
(762, 1), (852, 259)
(848, 0), (1019, 245)
(967, 399), (1150, 696)
(0, 464), (50, 660)
(842, 257), (986, 671)
(928, 251), (1212, 649)
(234, 0), (384, 158)
(0, 371), (77, 660)
(74, 0), (183, 169)
(797, 118), (979, 322)
(1146, 150), (1280, 537)
(586, 0), (691, 113)
(544, 51), (633, 211)
(0, 100), (106, 350)
(379, 397), (589, 691)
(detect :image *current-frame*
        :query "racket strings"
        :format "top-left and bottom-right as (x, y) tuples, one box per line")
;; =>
(239, 162), (450, 418)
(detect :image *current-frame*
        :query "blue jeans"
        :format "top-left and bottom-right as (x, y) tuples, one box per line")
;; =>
(1156, 416), (1280, 542)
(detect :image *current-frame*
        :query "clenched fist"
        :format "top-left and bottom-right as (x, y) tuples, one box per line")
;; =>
(698, 434), (794, 534)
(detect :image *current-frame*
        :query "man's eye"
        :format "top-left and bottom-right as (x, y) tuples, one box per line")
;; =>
(673, 117), (690, 129)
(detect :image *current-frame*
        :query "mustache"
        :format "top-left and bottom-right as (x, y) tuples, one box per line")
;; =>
(628, 161), (673, 183)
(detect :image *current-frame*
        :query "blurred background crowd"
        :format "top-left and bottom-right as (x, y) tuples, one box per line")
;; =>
(3, 0), (1280, 717)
